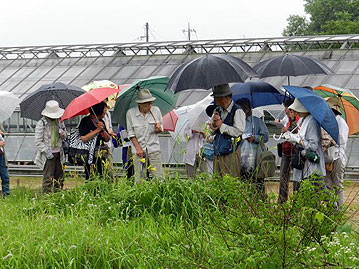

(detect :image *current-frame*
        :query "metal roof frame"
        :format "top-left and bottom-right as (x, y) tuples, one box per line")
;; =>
(2, 34), (359, 59)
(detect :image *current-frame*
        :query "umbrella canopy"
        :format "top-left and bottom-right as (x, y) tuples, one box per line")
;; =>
(167, 54), (257, 93)
(169, 106), (190, 143)
(61, 87), (120, 121)
(283, 86), (339, 144)
(231, 81), (285, 108)
(254, 54), (333, 85)
(112, 76), (177, 128)
(187, 94), (213, 132)
(314, 84), (359, 135)
(163, 110), (178, 132)
(0, 91), (20, 122)
(82, 80), (119, 108)
(20, 82), (85, 121)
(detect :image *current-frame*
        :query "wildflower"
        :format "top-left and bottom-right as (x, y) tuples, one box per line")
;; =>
(151, 167), (157, 171)
(236, 136), (241, 143)
(3, 252), (12, 260)
(139, 158), (145, 163)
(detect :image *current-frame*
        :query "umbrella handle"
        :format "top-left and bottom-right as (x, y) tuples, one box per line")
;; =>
(149, 110), (157, 123)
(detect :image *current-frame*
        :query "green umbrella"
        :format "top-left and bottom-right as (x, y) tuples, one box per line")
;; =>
(112, 76), (177, 128)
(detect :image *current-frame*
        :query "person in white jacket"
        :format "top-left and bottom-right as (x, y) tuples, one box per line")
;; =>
(184, 125), (207, 179)
(286, 98), (326, 190)
(322, 97), (349, 209)
(34, 100), (66, 193)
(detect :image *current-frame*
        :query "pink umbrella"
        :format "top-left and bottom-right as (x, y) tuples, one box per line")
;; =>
(163, 110), (178, 132)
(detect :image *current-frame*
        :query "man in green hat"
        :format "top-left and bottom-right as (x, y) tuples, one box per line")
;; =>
(209, 84), (245, 178)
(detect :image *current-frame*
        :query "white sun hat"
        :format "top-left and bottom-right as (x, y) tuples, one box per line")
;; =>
(288, 98), (308, 113)
(41, 100), (64, 119)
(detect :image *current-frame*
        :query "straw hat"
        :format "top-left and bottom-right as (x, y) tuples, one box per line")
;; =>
(41, 100), (64, 119)
(136, 89), (156, 103)
(326, 96), (342, 115)
(288, 98), (308, 113)
(212, 84), (232, 97)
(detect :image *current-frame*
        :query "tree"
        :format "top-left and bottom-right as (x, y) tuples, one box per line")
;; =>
(282, 15), (311, 36)
(283, 0), (359, 36)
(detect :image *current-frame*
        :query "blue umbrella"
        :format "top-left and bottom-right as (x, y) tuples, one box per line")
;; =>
(231, 81), (285, 108)
(283, 86), (339, 144)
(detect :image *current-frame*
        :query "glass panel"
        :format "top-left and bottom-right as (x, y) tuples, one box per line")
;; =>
(151, 64), (178, 77)
(343, 75), (359, 89)
(94, 66), (120, 80)
(4, 136), (23, 161)
(333, 60), (359, 74)
(130, 65), (158, 78)
(326, 75), (351, 86)
(111, 66), (140, 80)
(17, 136), (36, 161)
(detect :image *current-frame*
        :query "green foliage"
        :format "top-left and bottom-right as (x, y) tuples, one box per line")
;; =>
(0, 176), (357, 267)
(283, 0), (359, 36)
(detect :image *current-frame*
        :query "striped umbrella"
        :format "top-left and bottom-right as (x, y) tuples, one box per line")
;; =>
(314, 84), (359, 135)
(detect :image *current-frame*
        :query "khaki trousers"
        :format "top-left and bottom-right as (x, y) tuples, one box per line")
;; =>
(325, 159), (345, 208)
(133, 151), (163, 182)
(43, 152), (63, 193)
(185, 155), (207, 179)
(213, 147), (241, 178)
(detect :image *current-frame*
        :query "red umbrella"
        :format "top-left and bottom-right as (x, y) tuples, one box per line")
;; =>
(163, 110), (178, 132)
(61, 87), (120, 121)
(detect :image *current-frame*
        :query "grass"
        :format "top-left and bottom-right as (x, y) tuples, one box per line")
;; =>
(0, 175), (358, 268)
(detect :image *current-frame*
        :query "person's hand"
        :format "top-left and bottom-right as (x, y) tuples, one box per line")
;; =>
(281, 126), (288, 133)
(46, 151), (54, 160)
(213, 114), (223, 128)
(136, 146), (145, 158)
(208, 122), (218, 131)
(0, 130), (4, 136)
(0, 141), (5, 147)
(285, 132), (300, 144)
(246, 136), (255, 142)
(275, 119), (281, 123)
(96, 121), (105, 132)
(154, 123), (162, 133)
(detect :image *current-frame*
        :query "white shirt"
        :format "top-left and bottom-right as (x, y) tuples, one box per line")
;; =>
(216, 101), (245, 137)
(327, 115), (349, 165)
(184, 125), (205, 166)
(103, 111), (113, 148)
(126, 105), (163, 155)
(293, 115), (326, 181)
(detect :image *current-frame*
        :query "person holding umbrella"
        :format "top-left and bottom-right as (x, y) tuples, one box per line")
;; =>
(236, 98), (269, 199)
(35, 100), (67, 193)
(209, 84), (245, 178)
(0, 126), (10, 197)
(78, 101), (111, 180)
(321, 97), (349, 210)
(285, 98), (326, 190)
(126, 89), (164, 182)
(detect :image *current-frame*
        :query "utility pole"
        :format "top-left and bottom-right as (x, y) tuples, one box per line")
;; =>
(145, 22), (149, 42)
(183, 22), (196, 40)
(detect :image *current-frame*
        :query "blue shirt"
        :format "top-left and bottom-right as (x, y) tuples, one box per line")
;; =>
(243, 115), (269, 144)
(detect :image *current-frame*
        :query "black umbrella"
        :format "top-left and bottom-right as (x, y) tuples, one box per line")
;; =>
(20, 82), (85, 121)
(253, 53), (333, 85)
(167, 54), (257, 93)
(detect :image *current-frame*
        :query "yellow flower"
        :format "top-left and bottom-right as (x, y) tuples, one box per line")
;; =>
(236, 136), (241, 143)
(151, 167), (157, 172)
(139, 158), (146, 163)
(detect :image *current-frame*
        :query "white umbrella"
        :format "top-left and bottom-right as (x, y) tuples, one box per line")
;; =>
(0, 91), (20, 122)
(187, 94), (213, 132)
(169, 106), (189, 142)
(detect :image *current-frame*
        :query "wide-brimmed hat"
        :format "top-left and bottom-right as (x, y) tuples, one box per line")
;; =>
(288, 98), (308, 113)
(326, 96), (342, 115)
(136, 89), (156, 103)
(41, 100), (64, 119)
(211, 84), (232, 97)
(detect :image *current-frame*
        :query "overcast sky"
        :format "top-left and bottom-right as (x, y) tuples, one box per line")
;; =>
(0, 0), (306, 47)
